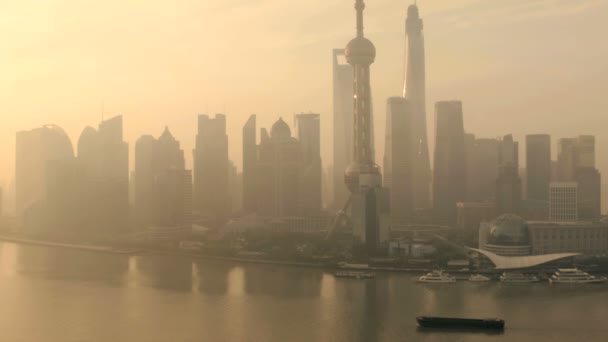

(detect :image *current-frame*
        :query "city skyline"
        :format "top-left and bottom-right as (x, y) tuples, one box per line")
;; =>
(1, 0), (608, 188)
(2, 2), (608, 341)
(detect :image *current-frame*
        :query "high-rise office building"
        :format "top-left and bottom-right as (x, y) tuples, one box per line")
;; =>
(433, 101), (466, 224)
(134, 127), (188, 228)
(295, 113), (322, 215)
(465, 135), (499, 201)
(77, 116), (129, 233)
(576, 135), (595, 168)
(242, 115), (257, 213)
(193, 114), (230, 226)
(403, 3), (431, 210)
(384, 97), (414, 226)
(557, 135), (595, 181)
(257, 118), (301, 217)
(343, 0), (390, 253)
(526, 134), (551, 201)
(557, 138), (577, 181)
(332, 49), (353, 210)
(575, 167), (601, 221)
(495, 134), (522, 216)
(15, 125), (74, 217)
(549, 182), (578, 221)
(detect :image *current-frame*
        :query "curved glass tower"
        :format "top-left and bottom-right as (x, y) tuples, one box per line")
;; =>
(404, 3), (431, 209)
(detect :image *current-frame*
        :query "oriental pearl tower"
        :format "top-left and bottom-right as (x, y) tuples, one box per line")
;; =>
(342, 0), (390, 255)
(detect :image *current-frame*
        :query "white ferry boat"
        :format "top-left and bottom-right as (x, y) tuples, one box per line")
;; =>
(500, 272), (540, 283)
(469, 274), (491, 282)
(549, 268), (607, 284)
(416, 270), (456, 283)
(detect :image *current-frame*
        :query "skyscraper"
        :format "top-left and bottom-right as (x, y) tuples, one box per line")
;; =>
(433, 101), (466, 224)
(575, 167), (601, 221)
(295, 113), (322, 215)
(193, 114), (230, 226)
(257, 118), (301, 217)
(333, 48), (353, 209)
(77, 116), (129, 233)
(576, 135), (595, 168)
(384, 97), (414, 226)
(526, 134), (551, 201)
(134, 127), (188, 228)
(403, 3), (431, 209)
(344, 0), (390, 253)
(557, 135), (595, 182)
(242, 115), (257, 213)
(15, 125), (74, 217)
(464, 134), (499, 201)
(495, 134), (522, 216)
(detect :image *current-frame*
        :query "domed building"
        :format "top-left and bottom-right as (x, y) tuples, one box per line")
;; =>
(479, 214), (532, 256)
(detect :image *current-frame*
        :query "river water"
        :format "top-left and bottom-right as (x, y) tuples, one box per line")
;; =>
(0, 242), (607, 342)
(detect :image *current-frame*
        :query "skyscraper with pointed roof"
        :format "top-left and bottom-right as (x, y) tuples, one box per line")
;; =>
(403, 3), (431, 209)
(135, 127), (188, 227)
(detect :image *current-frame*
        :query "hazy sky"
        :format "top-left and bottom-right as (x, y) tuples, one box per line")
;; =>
(1, 0), (608, 190)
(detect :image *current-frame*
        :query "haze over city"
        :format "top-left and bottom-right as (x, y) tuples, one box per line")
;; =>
(1, 1), (608, 341)
(2, 0), (608, 189)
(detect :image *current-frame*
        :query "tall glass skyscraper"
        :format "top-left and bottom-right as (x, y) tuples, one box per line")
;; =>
(403, 3), (431, 209)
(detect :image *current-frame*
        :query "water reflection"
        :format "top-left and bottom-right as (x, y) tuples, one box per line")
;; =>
(14, 244), (128, 285)
(2, 242), (608, 342)
(134, 255), (192, 292)
(243, 265), (322, 297)
(193, 260), (232, 296)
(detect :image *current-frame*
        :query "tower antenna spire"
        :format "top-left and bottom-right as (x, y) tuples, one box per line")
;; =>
(355, 0), (365, 37)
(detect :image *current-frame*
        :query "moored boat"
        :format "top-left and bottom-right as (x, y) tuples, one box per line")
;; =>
(549, 268), (607, 284)
(500, 272), (540, 283)
(416, 270), (456, 283)
(416, 316), (505, 330)
(469, 274), (491, 282)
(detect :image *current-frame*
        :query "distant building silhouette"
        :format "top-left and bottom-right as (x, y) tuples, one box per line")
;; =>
(433, 101), (466, 224)
(383, 97), (414, 227)
(554, 135), (600, 221)
(464, 134), (499, 201)
(495, 134), (522, 216)
(134, 127), (190, 228)
(77, 116), (129, 233)
(242, 115), (257, 213)
(15, 125), (74, 217)
(295, 113), (322, 214)
(193, 114), (230, 227)
(257, 118), (301, 217)
(403, 3), (431, 210)
(575, 167), (601, 221)
(332, 48), (353, 209)
(526, 134), (551, 201)
(557, 135), (595, 181)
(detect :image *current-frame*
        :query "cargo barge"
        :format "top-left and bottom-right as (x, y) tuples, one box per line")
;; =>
(416, 316), (505, 330)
